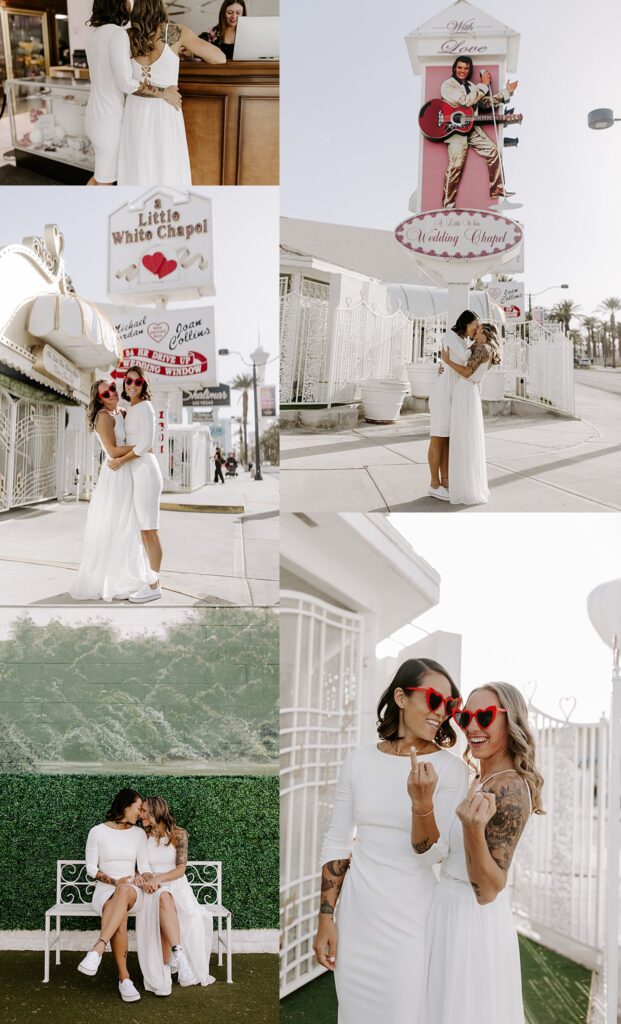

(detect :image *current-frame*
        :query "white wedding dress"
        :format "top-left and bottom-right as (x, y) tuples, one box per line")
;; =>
(423, 772), (530, 1023)
(136, 833), (215, 995)
(117, 23), (191, 186)
(322, 744), (469, 1024)
(70, 411), (156, 602)
(448, 353), (492, 505)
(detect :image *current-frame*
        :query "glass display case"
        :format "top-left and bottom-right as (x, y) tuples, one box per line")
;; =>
(0, 8), (50, 80)
(3, 76), (93, 177)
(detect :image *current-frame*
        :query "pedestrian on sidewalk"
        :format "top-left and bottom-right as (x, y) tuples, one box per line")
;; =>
(214, 447), (225, 484)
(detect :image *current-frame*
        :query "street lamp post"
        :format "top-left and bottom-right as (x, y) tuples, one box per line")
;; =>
(527, 283), (569, 319)
(218, 343), (271, 483)
(587, 579), (621, 1024)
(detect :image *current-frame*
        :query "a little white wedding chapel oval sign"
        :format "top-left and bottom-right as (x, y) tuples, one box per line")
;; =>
(395, 209), (523, 260)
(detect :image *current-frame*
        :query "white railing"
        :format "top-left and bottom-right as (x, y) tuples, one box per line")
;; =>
(280, 591), (365, 997)
(280, 284), (575, 415)
(167, 425), (211, 492)
(0, 385), (62, 511)
(512, 692), (614, 971)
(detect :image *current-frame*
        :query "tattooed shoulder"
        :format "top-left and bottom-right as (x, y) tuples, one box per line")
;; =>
(174, 828), (189, 866)
(161, 22), (182, 45)
(483, 773), (530, 873)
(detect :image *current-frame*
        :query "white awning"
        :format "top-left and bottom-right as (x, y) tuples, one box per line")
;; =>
(26, 294), (119, 369)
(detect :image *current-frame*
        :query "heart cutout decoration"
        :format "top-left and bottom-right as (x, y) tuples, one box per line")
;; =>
(523, 680), (538, 704)
(147, 322), (169, 344)
(142, 252), (178, 279)
(559, 696), (577, 722)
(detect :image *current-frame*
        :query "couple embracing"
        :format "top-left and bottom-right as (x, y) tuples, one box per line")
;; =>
(427, 311), (501, 506)
(78, 789), (214, 1001)
(70, 368), (163, 604)
(314, 658), (544, 1024)
(85, 0), (225, 186)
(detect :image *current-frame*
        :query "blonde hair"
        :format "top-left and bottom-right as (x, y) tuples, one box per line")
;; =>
(466, 682), (545, 814)
(142, 796), (184, 846)
(480, 322), (502, 366)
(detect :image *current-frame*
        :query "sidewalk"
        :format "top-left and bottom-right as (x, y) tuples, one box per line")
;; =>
(0, 470), (279, 607)
(281, 384), (621, 513)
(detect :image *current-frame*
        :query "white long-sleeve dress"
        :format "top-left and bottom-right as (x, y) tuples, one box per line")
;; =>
(69, 411), (156, 601)
(86, 823), (151, 916)
(136, 833), (215, 995)
(124, 401), (163, 529)
(423, 772), (530, 1024)
(448, 344), (492, 505)
(85, 25), (139, 183)
(117, 24), (192, 187)
(321, 743), (469, 1024)
(428, 330), (472, 437)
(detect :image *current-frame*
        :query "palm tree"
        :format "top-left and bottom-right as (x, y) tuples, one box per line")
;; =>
(549, 299), (581, 334)
(598, 297), (621, 367)
(230, 373), (253, 465)
(580, 316), (599, 361)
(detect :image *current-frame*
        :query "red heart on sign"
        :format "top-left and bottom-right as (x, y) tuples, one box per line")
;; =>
(157, 258), (177, 278)
(142, 252), (165, 276)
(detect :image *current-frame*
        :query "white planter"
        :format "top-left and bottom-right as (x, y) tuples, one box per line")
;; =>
(481, 367), (506, 401)
(406, 362), (439, 398)
(360, 378), (409, 423)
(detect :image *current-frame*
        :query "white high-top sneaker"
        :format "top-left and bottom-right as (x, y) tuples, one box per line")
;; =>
(171, 947), (197, 987)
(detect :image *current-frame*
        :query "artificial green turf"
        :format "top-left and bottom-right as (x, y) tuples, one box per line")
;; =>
(0, 952), (278, 1024)
(280, 936), (593, 1024)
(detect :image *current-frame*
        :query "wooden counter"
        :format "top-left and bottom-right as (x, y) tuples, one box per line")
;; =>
(179, 60), (279, 186)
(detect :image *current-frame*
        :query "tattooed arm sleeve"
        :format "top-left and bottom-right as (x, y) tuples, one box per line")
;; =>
(175, 829), (189, 868)
(462, 774), (530, 905)
(319, 859), (350, 916)
(318, 752), (357, 913)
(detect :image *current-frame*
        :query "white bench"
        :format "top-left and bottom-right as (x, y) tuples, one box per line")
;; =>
(44, 860), (233, 984)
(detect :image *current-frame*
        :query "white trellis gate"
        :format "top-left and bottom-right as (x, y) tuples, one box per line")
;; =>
(280, 591), (365, 997)
(0, 385), (64, 511)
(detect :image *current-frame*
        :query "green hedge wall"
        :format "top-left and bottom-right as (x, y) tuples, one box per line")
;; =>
(0, 774), (278, 931)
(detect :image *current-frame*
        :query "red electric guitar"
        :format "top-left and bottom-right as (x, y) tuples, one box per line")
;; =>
(419, 99), (523, 141)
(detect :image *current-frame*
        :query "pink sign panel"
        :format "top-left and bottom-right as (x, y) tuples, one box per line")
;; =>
(420, 64), (503, 213)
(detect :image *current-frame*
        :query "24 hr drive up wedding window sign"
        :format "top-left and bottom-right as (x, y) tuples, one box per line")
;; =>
(98, 305), (217, 385)
(107, 189), (215, 305)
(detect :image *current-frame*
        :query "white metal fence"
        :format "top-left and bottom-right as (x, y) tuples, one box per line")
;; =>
(0, 385), (62, 511)
(280, 276), (575, 415)
(167, 425), (211, 492)
(280, 591), (365, 997)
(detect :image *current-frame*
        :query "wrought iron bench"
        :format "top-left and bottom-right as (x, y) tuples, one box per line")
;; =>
(44, 860), (232, 984)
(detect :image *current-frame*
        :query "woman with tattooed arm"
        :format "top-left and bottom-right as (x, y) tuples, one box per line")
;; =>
(313, 659), (469, 1024)
(419, 683), (544, 1024)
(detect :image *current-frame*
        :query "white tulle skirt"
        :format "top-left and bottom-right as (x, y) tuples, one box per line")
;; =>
(136, 878), (215, 994)
(448, 379), (489, 505)
(423, 877), (524, 1024)
(70, 462), (156, 602)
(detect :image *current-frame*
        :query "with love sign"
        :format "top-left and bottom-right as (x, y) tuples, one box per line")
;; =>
(107, 188), (215, 305)
(98, 304), (217, 385)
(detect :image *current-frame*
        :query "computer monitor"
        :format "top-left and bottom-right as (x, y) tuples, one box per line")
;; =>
(233, 17), (279, 61)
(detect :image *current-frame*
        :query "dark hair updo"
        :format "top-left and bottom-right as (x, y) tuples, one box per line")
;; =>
(451, 309), (479, 337)
(106, 788), (142, 823)
(377, 658), (460, 749)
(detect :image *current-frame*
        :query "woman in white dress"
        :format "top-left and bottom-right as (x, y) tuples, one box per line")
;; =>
(135, 797), (215, 995)
(78, 789), (152, 1003)
(84, 0), (183, 185)
(427, 310), (480, 501)
(70, 379), (156, 602)
(312, 659), (469, 1024)
(117, 0), (226, 186)
(441, 321), (502, 506)
(108, 367), (163, 603)
(421, 683), (544, 1024)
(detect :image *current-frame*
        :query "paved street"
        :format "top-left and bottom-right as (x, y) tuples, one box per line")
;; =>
(281, 372), (621, 513)
(0, 470), (279, 607)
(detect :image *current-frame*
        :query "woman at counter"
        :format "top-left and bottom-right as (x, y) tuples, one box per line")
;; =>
(117, 0), (225, 185)
(200, 0), (246, 59)
(85, 0), (182, 186)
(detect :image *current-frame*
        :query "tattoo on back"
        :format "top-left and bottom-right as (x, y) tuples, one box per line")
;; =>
(471, 881), (481, 898)
(484, 775), (530, 873)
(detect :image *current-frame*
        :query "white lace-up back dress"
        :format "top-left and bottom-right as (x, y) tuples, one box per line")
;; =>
(117, 23), (192, 186)
(423, 770), (531, 1024)
(69, 411), (156, 601)
(321, 743), (469, 1024)
(448, 345), (492, 505)
(136, 833), (215, 995)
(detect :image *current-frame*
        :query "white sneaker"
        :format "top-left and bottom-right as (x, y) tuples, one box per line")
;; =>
(119, 978), (141, 1002)
(428, 485), (450, 501)
(171, 948), (197, 987)
(77, 949), (102, 976)
(128, 584), (162, 604)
